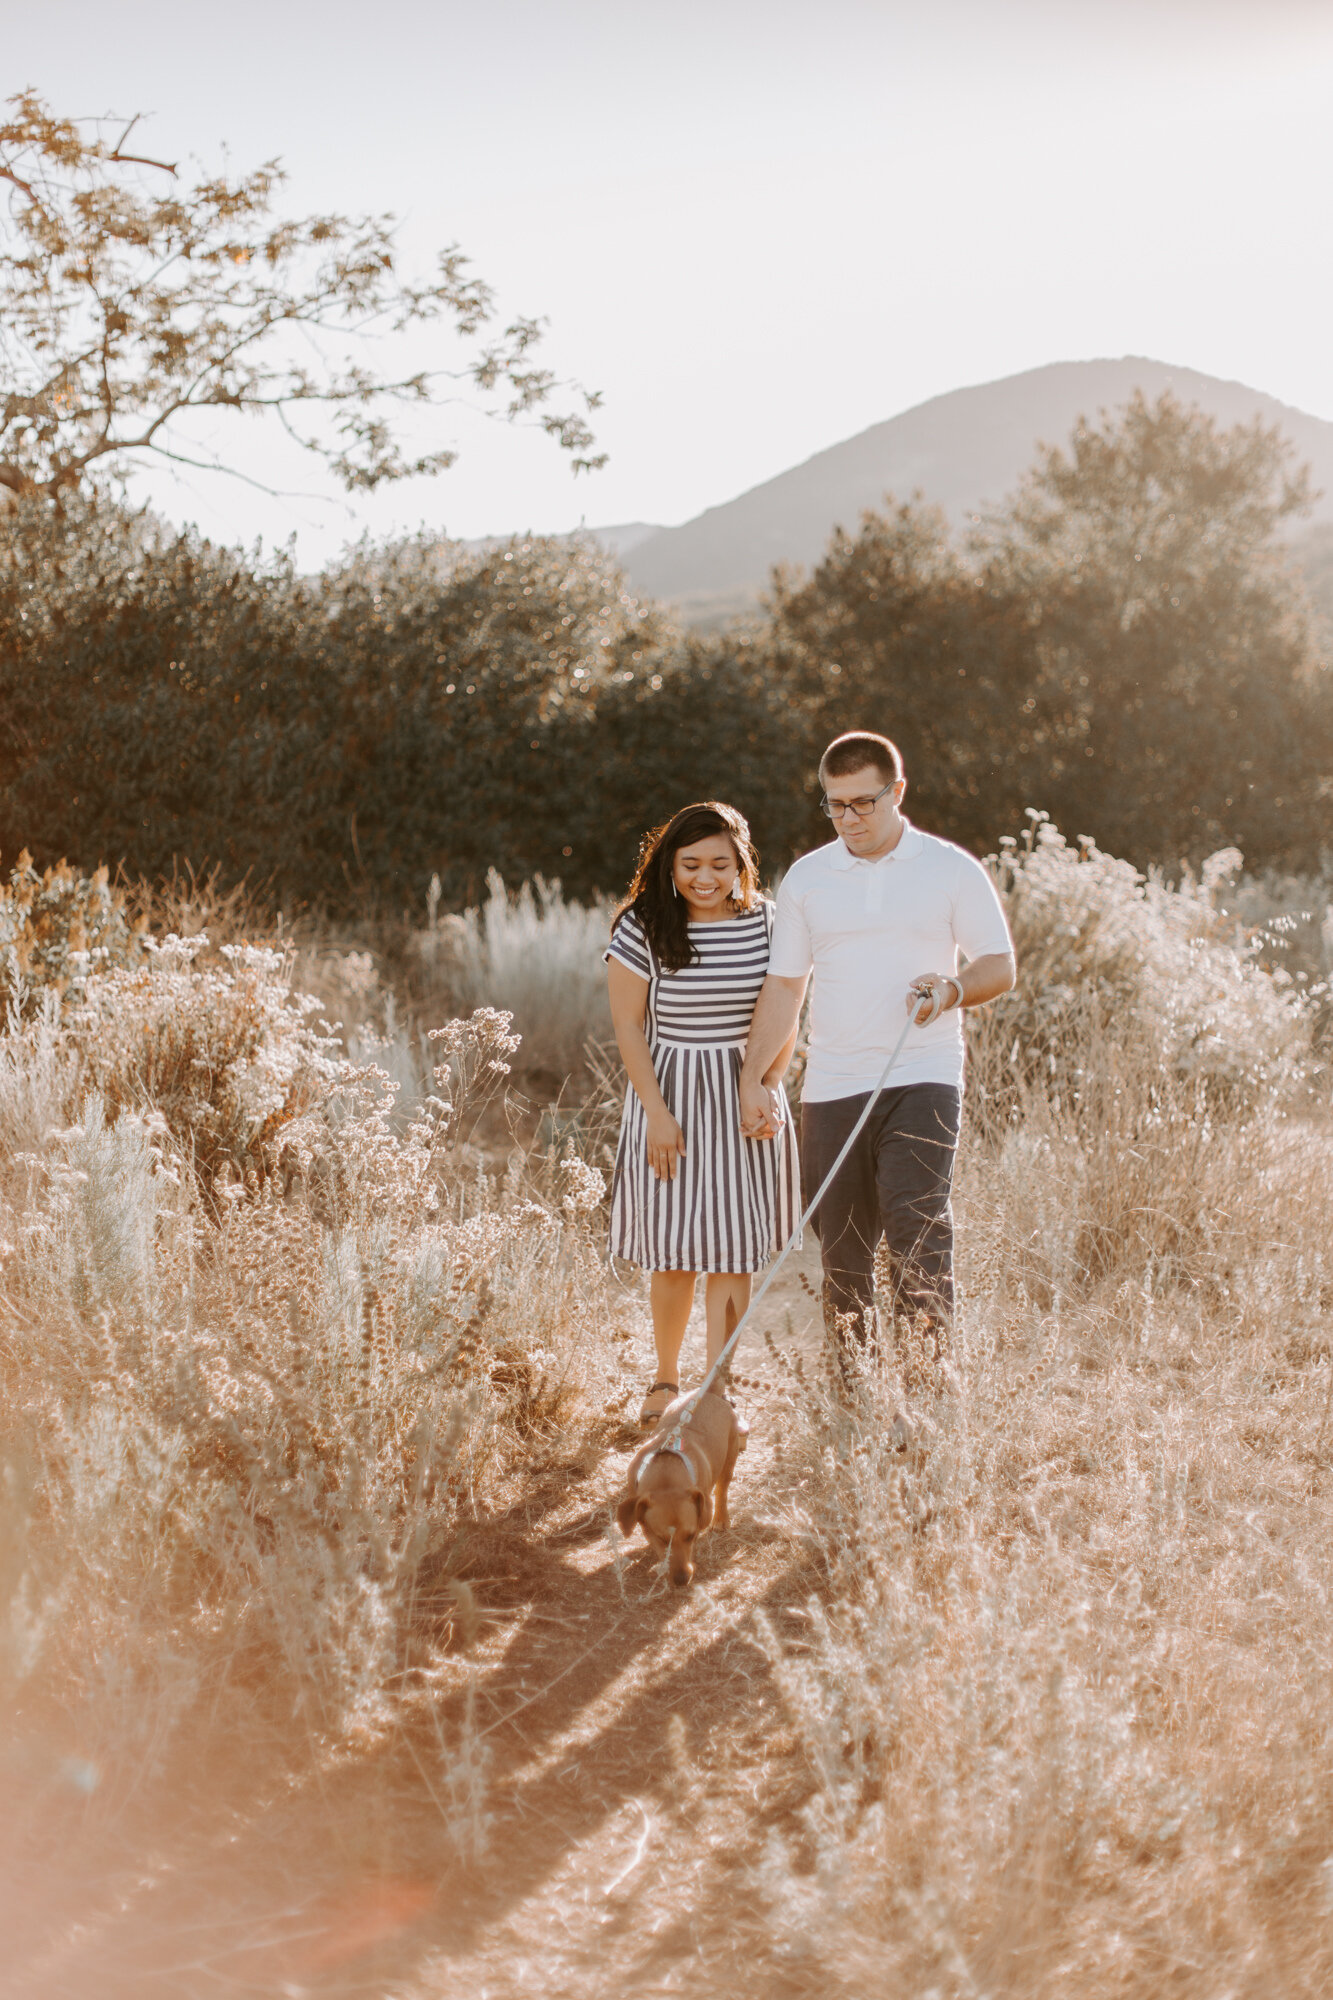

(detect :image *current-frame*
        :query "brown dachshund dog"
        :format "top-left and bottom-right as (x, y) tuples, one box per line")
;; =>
(616, 1385), (742, 1587)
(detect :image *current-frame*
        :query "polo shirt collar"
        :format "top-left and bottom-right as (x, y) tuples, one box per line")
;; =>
(830, 816), (922, 868)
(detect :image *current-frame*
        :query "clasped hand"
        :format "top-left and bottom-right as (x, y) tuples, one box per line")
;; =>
(738, 1075), (785, 1141)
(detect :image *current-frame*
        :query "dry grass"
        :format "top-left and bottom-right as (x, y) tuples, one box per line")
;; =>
(751, 1093), (1333, 1997)
(0, 955), (635, 1843)
(3, 841), (1332, 1997)
(733, 871), (1333, 1995)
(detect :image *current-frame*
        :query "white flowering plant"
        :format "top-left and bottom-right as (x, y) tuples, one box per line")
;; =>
(973, 815), (1316, 1123)
(68, 933), (340, 1196)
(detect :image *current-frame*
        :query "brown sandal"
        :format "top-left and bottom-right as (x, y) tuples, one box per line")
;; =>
(638, 1381), (678, 1426)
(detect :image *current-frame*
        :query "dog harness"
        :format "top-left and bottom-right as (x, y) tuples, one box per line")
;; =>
(636, 1423), (691, 1483)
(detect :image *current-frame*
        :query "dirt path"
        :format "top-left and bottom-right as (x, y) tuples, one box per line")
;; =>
(10, 1244), (832, 2000)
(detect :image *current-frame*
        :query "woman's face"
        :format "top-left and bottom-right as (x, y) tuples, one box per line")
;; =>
(671, 834), (739, 918)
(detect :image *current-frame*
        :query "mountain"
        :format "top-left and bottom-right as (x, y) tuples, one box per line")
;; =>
(621, 358), (1333, 627)
(581, 521), (664, 558)
(462, 520), (663, 559)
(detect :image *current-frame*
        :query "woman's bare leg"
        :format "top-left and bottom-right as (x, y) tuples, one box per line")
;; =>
(649, 1270), (697, 1391)
(704, 1272), (752, 1370)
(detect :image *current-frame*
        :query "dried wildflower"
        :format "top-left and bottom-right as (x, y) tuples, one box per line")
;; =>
(559, 1149), (606, 1215)
(0, 851), (142, 1015)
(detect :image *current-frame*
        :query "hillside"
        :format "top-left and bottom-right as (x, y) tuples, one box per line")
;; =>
(621, 358), (1333, 625)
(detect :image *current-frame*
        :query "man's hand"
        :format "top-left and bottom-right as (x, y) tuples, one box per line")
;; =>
(645, 1108), (687, 1180)
(739, 1074), (781, 1140)
(908, 953), (1016, 1025)
(908, 973), (962, 1027)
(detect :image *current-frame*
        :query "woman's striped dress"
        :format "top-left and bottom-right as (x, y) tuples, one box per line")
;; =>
(606, 902), (801, 1273)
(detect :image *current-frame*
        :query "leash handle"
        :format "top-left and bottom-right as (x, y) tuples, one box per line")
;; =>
(653, 1000), (921, 1443)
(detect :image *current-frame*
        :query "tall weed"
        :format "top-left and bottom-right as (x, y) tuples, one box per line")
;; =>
(0, 851), (142, 1015)
(413, 869), (614, 1077)
(70, 934), (338, 1194)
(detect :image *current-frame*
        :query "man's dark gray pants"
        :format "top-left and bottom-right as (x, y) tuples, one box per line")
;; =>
(800, 1083), (962, 1358)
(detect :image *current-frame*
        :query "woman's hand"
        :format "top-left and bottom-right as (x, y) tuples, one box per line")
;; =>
(645, 1107), (687, 1181)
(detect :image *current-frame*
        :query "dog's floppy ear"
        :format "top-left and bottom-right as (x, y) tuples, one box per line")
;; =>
(617, 1491), (653, 1536)
(692, 1487), (714, 1534)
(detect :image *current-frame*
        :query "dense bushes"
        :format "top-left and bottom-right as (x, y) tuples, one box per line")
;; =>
(4, 395), (1332, 914)
(0, 501), (301, 888)
(0, 501), (667, 910)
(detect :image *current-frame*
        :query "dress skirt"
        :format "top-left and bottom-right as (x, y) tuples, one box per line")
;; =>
(608, 1037), (801, 1273)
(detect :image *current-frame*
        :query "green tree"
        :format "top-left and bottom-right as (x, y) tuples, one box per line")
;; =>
(980, 391), (1332, 866)
(298, 532), (670, 904)
(0, 91), (601, 504)
(760, 500), (1049, 853)
(0, 503), (669, 909)
(548, 631), (818, 895)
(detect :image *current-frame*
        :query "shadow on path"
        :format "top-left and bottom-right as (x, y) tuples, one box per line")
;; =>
(5, 1423), (821, 2000)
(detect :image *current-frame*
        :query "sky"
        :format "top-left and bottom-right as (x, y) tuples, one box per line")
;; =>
(4, 0), (1333, 565)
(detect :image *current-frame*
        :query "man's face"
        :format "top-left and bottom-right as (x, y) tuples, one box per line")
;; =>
(822, 764), (905, 858)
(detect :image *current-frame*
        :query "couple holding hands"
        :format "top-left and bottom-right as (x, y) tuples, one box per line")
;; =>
(605, 729), (1017, 1426)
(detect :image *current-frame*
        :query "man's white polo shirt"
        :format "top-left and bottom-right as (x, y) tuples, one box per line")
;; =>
(768, 819), (1013, 1101)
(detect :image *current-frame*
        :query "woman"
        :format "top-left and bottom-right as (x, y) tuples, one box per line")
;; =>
(605, 802), (801, 1426)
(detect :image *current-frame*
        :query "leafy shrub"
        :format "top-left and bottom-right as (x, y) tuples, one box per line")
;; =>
(0, 496), (306, 892)
(545, 634), (822, 893)
(292, 530), (671, 906)
(0, 498), (673, 913)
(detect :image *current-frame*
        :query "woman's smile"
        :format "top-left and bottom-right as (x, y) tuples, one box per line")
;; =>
(683, 881), (729, 913)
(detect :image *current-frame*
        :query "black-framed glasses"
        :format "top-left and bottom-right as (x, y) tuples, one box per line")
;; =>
(820, 780), (896, 820)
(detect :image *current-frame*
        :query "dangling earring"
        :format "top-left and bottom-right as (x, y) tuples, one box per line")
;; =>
(671, 878), (680, 899)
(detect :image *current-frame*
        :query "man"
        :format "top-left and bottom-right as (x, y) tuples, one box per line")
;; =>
(739, 730), (1016, 1365)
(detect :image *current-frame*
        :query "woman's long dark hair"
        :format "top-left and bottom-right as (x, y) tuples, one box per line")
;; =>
(613, 802), (761, 972)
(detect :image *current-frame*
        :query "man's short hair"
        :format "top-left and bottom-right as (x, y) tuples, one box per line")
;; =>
(819, 731), (904, 787)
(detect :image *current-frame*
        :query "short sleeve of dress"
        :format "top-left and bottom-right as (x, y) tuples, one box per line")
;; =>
(604, 906), (652, 980)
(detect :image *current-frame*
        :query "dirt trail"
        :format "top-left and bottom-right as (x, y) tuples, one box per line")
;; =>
(9, 1245), (832, 2000)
